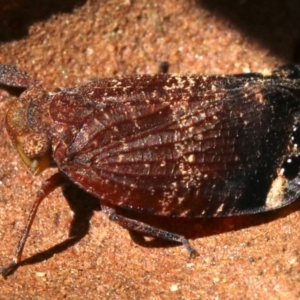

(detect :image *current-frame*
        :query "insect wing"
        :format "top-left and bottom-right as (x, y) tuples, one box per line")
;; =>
(49, 74), (300, 217)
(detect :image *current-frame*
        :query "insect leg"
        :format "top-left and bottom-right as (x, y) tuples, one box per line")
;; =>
(101, 205), (198, 256)
(0, 64), (38, 96)
(1, 172), (65, 278)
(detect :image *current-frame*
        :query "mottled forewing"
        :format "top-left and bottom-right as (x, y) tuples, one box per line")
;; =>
(49, 74), (300, 217)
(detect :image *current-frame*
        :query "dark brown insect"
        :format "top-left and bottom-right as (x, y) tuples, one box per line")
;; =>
(1, 63), (300, 277)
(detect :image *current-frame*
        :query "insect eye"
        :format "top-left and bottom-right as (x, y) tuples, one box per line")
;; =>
(18, 133), (50, 158)
(16, 133), (51, 175)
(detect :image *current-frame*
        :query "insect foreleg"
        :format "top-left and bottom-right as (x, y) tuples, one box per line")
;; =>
(1, 172), (65, 278)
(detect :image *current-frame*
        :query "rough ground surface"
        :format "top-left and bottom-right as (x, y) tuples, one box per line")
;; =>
(0, 0), (300, 299)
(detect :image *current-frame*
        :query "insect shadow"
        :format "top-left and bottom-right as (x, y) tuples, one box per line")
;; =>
(9, 179), (101, 272)
(11, 180), (300, 273)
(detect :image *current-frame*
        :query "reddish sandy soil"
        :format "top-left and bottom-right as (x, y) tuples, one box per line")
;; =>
(0, 1), (300, 299)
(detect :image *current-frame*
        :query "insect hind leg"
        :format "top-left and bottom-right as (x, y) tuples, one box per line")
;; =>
(101, 205), (197, 257)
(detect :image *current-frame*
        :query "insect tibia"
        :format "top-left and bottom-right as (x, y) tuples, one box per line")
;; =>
(101, 205), (196, 255)
(1, 173), (65, 278)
